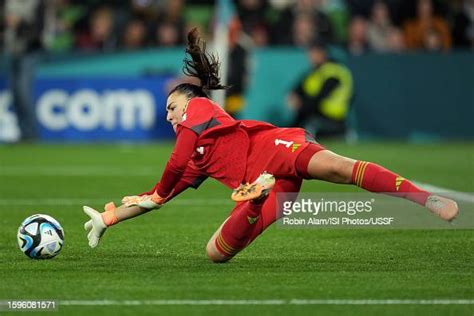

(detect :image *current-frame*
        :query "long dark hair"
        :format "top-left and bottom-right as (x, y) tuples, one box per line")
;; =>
(169, 28), (229, 99)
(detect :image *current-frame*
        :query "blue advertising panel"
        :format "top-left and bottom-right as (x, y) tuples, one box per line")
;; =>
(33, 76), (175, 141)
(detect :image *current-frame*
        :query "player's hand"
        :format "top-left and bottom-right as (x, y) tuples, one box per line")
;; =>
(83, 206), (107, 248)
(121, 191), (168, 210)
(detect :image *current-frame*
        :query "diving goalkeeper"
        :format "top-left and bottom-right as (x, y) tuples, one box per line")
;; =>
(83, 29), (459, 263)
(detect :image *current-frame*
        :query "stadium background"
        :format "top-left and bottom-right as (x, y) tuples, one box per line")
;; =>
(0, 0), (473, 315)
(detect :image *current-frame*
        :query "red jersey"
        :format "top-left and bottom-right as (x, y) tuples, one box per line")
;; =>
(153, 97), (314, 197)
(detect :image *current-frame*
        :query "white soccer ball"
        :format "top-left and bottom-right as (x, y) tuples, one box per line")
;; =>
(17, 214), (65, 259)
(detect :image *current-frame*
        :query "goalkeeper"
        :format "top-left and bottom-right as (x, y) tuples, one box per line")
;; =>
(84, 29), (459, 263)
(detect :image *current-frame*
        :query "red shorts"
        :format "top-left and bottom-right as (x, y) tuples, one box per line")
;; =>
(227, 128), (324, 243)
(244, 127), (325, 182)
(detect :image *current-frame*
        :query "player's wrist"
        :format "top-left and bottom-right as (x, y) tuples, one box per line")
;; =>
(151, 190), (169, 205)
(100, 202), (119, 226)
(101, 209), (119, 227)
(121, 192), (168, 211)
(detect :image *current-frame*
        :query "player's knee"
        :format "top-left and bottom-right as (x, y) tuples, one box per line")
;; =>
(206, 239), (231, 263)
(308, 151), (355, 183)
(333, 157), (355, 184)
(319, 154), (354, 183)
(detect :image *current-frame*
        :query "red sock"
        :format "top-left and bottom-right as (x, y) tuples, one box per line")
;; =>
(352, 161), (431, 206)
(215, 201), (263, 257)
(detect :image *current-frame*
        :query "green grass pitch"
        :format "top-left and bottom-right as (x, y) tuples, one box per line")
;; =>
(0, 142), (473, 315)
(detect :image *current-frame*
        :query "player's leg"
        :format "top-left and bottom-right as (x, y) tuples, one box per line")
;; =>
(297, 147), (458, 221)
(206, 178), (302, 263)
(206, 201), (264, 263)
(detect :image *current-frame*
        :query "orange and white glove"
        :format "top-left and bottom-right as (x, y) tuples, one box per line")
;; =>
(83, 204), (110, 248)
(83, 202), (123, 248)
(83, 192), (169, 248)
(121, 191), (169, 210)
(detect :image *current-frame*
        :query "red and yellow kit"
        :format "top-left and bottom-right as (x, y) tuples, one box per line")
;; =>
(145, 97), (324, 198)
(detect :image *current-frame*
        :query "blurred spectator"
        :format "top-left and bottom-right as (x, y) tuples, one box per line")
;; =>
(121, 17), (148, 50)
(318, 0), (350, 44)
(237, 0), (267, 33)
(154, 21), (183, 47)
(3, 0), (45, 141)
(75, 6), (117, 51)
(3, 0), (44, 56)
(130, 0), (161, 21)
(161, 0), (185, 24)
(224, 42), (248, 117)
(43, 0), (87, 53)
(288, 40), (353, 138)
(152, 0), (185, 47)
(224, 19), (249, 117)
(367, 0), (397, 52)
(250, 24), (270, 47)
(345, 0), (375, 17)
(292, 13), (317, 47)
(236, 0), (270, 47)
(403, 0), (452, 51)
(386, 27), (406, 52)
(347, 16), (369, 55)
(273, 0), (334, 45)
(452, 0), (474, 49)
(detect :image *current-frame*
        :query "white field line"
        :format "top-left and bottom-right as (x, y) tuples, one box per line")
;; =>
(58, 299), (474, 306)
(413, 181), (474, 203)
(0, 198), (232, 206)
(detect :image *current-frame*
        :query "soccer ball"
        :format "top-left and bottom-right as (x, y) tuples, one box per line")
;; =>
(17, 214), (65, 259)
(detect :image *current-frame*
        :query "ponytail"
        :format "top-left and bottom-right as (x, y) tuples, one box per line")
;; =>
(182, 28), (229, 91)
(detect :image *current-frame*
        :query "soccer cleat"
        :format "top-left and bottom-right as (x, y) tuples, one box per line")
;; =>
(231, 172), (275, 202)
(425, 195), (459, 222)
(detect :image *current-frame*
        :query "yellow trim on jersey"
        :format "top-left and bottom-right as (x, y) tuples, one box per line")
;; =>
(291, 143), (301, 153)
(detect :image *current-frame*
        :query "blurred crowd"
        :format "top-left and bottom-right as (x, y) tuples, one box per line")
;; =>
(1, 0), (472, 142)
(1, 0), (473, 55)
(235, 0), (473, 53)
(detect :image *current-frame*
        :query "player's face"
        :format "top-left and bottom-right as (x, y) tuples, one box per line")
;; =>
(166, 92), (189, 132)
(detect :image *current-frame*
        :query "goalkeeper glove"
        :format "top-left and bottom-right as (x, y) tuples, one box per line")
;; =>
(83, 192), (168, 248)
(121, 191), (169, 210)
(83, 205), (108, 248)
(83, 202), (121, 248)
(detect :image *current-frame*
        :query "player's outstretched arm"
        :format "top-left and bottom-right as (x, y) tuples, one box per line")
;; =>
(82, 172), (205, 248)
(83, 193), (166, 248)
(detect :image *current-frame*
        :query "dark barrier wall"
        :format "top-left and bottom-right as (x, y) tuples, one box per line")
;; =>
(348, 52), (474, 140)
